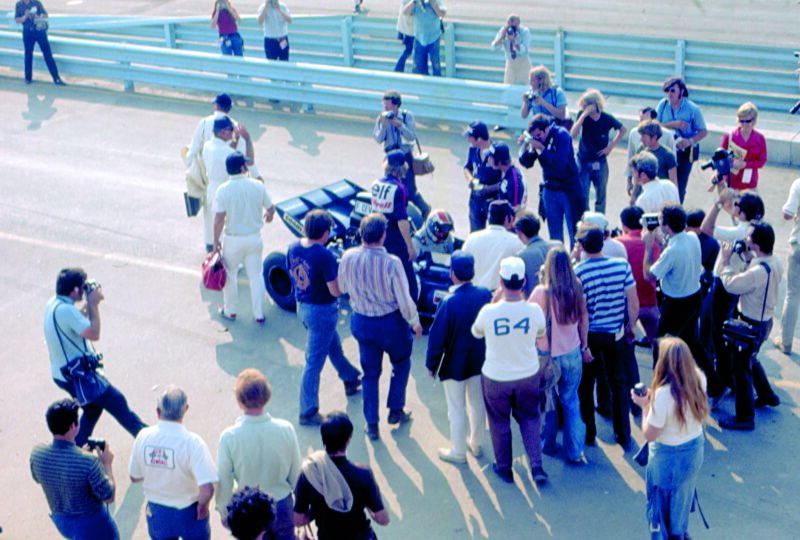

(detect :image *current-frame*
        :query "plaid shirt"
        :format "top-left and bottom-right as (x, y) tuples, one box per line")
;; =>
(339, 245), (418, 323)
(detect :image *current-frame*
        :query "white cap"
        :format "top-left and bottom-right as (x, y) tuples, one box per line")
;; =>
(499, 256), (526, 282)
(580, 211), (609, 231)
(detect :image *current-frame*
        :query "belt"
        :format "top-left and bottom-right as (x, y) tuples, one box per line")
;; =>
(219, 32), (240, 37)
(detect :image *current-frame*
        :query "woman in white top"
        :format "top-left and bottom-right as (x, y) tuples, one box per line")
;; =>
(631, 337), (709, 540)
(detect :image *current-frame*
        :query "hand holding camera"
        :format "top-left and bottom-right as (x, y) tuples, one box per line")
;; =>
(630, 382), (650, 407)
(83, 280), (104, 305)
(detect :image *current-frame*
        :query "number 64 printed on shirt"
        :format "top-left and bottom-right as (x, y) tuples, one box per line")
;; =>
(493, 317), (532, 336)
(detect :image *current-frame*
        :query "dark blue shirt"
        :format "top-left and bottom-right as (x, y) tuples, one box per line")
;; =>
(287, 242), (338, 305)
(464, 146), (502, 187)
(15, 0), (47, 33)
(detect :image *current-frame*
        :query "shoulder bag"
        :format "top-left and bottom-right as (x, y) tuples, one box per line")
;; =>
(412, 138), (435, 176)
(722, 261), (771, 351)
(53, 304), (109, 406)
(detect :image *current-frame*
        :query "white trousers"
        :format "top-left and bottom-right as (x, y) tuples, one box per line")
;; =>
(442, 375), (486, 456)
(221, 233), (265, 320)
(504, 55), (532, 85)
(202, 182), (222, 246)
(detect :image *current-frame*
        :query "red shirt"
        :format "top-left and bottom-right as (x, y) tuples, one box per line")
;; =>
(215, 8), (238, 35)
(721, 127), (767, 190)
(617, 230), (660, 307)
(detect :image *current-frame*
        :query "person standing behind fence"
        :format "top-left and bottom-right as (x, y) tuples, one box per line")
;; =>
(15, 0), (64, 85)
(630, 337), (708, 540)
(519, 65), (567, 123)
(491, 14), (531, 86)
(404, 0), (446, 77)
(570, 89), (627, 213)
(212, 0), (244, 56)
(257, 0), (292, 61)
(394, 0), (415, 72)
(656, 77), (707, 203)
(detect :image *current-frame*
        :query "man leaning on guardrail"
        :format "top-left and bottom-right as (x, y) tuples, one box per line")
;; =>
(14, 0), (64, 85)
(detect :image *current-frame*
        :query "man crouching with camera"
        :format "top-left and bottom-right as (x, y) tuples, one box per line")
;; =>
(43, 268), (146, 446)
(717, 222), (782, 431)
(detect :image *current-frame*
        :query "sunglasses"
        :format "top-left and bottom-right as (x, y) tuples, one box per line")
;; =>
(738, 118), (754, 124)
(665, 87), (679, 94)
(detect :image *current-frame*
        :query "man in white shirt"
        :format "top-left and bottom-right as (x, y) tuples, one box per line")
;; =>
(213, 152), (275, 323)
(490, 14), (531, 86)
(129, 386), (218, 540)
(778, 177), (800, 354)
(462, 200), (523, 290)
(202, 116), (255, 253)
(257, 0), (292, 61)
(216, 369), (301, 540)
(631, 152), (679, 213)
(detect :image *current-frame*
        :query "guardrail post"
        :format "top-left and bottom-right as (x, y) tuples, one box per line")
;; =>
(444, 22), (455, 78)
(164, 22), (176, 49)
(674, 39), (686, 78)
(121, 60), (135, 92)
(341, 16), (353, 67)
(553, 30), (565, 88)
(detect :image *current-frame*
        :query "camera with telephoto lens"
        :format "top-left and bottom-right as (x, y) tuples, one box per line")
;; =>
(506, 25), (517, 37)
(82, 280), (100, 296)
(700, 148), (734, 177)
(86, 437), (106, 452)
(633, 382), (647, 397)
(640, 213), (660, 232)
(732, 239), (748, 256)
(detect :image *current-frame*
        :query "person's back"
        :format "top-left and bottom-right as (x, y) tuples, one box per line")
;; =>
(575, 256), (633, 332)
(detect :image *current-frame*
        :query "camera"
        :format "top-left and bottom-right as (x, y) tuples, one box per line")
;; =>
(384, 111), (396, 120)
(732, 239), (748, 256)
(86, 437), (106, 452)
(700, 148), (733, 177)
(82, 280), (100, 296)
(526, 89), (540, 102)
(640, 213), (660, 232)
(506, 26), (517, 37)
(633, 382), (648, 397)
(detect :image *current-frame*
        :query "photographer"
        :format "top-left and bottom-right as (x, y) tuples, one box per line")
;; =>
(257, 0), (292, 61)
(373, 90), (430, 218)
(14, 0), (64, 85)
(718, 222), (782, 431)
(43, 268), (146, 447)
(519, 65), (567, 123)
(404, 0), (447, 77)
(491, 15), (531, 87)
(211, 0), (243, 56)
(31, 399), (119, 539)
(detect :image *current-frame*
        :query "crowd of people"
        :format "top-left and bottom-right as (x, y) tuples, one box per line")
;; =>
(26, 4), (798, 540)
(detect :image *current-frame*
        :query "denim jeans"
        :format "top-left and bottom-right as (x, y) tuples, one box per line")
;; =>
(579, 159), (609, 213)
(482, 372), (543, 471)
(270, 495), (296, 540)
(23, 29), (60, 82)
(146, 501), (210, 540)
(394, 33), (415, 72)
(542, 346), (586, 461)
(219, 32), (244, 56)
(55, 378), (146, 447)
(413, 39), (441, 76)
(264, 37), (289, 61)
(647, 435), (704, 540)
(297, 301), (361, 417)
(51, 505), (119, 540)
(350, 311), (413, 425)
(542, 186), (575, 246)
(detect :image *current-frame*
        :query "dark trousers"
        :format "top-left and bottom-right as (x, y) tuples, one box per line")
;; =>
(23, 29), (60, 82)
(264, 36), (289, 60)
(656, 291), (722, 396)
(579, 331), (630, 443)
(401, 150), (430, 219)
(698, 278), (738, 389)
(55, 378), (146, 446)
(394, 33), (415, 72)
(675, 147), (694, 204)
(725, 317), (779, 423)
(468, 192), (491, 232)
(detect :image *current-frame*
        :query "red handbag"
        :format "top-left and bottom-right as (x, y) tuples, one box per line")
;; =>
(202, 251), (227, 291)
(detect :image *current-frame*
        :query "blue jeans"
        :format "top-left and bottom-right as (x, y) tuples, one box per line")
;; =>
(394, 33), (415, 72)
(51, 505), (119, 540)
(297, 302), (361, 417)
(146, 502), (210, 540)
(542, 186), (575, 246)
(219, 32), (244, 56)
(647, 435), (704, 539)
(413, 39), (441, 76)
(23, 29), (60, 82)
(350, 311), (413, 425)
(55, 378), (146, 447)
(579, 159), (609, 213)
(542, 346), (586, 461)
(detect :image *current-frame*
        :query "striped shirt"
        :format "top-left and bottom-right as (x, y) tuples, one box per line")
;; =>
(30, 440), (113, 516)
(338, 245), (418, 323)
(575, 256), (635, 333)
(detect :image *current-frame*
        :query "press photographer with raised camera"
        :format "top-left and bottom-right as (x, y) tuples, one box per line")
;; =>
(490, 15), (531, 88)
(519, 65), (567, 124)
(717, 222), (782, 431)
(43, 268), (146, 447)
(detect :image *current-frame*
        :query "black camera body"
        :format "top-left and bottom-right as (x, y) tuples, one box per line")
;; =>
(86, 437), (106, 452)
(506, 25), (516, 37)
(640, 213), (660, 231)
(384, 111), (396, 120)
(82, 280), (100, 295)
(526, 89), (539, 102)
(732, 239), (748, 256)
(633, 382), (647, 397)
(700, 148), (734, 177)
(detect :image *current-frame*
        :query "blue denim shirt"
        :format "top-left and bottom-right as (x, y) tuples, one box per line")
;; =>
(412, 0), (444, 46)
(656, 98), (706, 140)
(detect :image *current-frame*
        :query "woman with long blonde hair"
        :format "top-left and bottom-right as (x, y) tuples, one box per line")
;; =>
(529, 247), (591, 463)
(631, 337), (709, 540)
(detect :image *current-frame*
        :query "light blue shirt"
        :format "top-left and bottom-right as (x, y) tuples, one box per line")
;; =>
(492, 25), (531, 61)
(650, 231), (702, 298)
(43, 295), (91, 382)
(411, 0), (444, 46)
(656, 98), (706, 140)
(526, 86), (567, 119)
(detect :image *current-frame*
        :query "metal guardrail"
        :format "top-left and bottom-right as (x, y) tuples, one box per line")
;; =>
(2, 14), (798, 114)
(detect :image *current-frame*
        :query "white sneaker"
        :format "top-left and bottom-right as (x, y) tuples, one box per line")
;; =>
(438, 448), (467, 464)
(468, 444), (483, 458)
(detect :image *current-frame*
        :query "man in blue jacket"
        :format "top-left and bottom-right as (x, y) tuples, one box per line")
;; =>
(426, 251), (492, 464)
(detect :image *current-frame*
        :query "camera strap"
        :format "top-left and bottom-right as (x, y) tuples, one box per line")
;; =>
(754, 261), (771, 342)
(52, 302), (94, 364)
